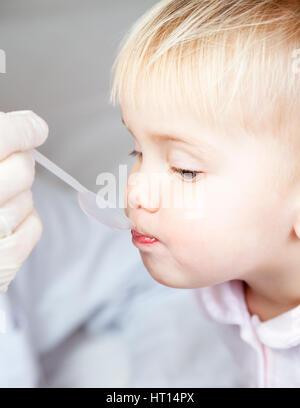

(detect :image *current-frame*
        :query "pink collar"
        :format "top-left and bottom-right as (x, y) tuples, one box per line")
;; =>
(193, 279), (300, 349)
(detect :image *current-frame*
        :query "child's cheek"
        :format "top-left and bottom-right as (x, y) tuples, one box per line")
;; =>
(163, 178), (238, 255)
(162, 206), (206, 250)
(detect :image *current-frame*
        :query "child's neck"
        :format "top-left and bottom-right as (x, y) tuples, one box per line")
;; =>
(243, 281), (300, 322)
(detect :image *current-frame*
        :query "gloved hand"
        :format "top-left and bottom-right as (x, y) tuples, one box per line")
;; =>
(0, 110), (48, 293)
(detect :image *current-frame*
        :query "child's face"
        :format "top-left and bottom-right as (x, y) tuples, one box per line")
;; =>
(122, 99), (296, 289)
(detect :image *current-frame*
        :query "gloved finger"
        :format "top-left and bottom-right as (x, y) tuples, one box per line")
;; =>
(0, 190), (34, 239)
(0, 151), (35, 206)
(0, 207), (43, 278)
(0, 110), (48, 162)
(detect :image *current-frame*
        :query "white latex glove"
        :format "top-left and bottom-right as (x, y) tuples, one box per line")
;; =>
(0, 110), (48, 293)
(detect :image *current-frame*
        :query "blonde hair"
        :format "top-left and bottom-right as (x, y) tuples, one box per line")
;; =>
(110, 0), (300, 147)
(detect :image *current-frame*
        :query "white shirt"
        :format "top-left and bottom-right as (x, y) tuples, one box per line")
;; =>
(194, 279), (300, 387)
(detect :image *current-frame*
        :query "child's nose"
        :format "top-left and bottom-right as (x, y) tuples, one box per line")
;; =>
(126, 171), (160, 213)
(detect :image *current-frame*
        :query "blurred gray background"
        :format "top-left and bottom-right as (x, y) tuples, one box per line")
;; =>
(0, 0), (155, 192)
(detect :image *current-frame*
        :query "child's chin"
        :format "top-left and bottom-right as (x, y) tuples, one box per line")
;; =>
(146, 267), (193, 289)
(148, 268), (216, 289)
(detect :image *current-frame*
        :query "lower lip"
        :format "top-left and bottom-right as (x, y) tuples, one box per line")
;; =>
(131, 230), (159, 246)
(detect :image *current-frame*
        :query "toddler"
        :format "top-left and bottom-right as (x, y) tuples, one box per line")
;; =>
(110, 0), (300, 387)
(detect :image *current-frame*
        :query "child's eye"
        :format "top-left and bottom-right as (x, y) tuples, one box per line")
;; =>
(170, 166), (203, 182)
(128, 150), (203, 182)
(129, 149), (142, 158)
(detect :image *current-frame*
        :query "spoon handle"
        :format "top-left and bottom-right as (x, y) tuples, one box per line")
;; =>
(31, 149), (89, 194)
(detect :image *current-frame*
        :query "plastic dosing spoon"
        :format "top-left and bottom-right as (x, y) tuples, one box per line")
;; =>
(31, 149), (135, 231)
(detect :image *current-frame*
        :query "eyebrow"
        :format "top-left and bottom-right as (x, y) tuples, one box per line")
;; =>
(121, 117), (206, 149)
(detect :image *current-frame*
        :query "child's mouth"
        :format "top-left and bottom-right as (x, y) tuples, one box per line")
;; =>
(131, 229), (159, 245)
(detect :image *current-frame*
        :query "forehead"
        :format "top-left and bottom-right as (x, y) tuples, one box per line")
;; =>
(120, 97), (238, 155)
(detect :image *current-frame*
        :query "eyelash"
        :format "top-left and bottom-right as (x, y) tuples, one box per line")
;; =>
(129, 149), (203, 182)
(129, 149), (141, 158)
